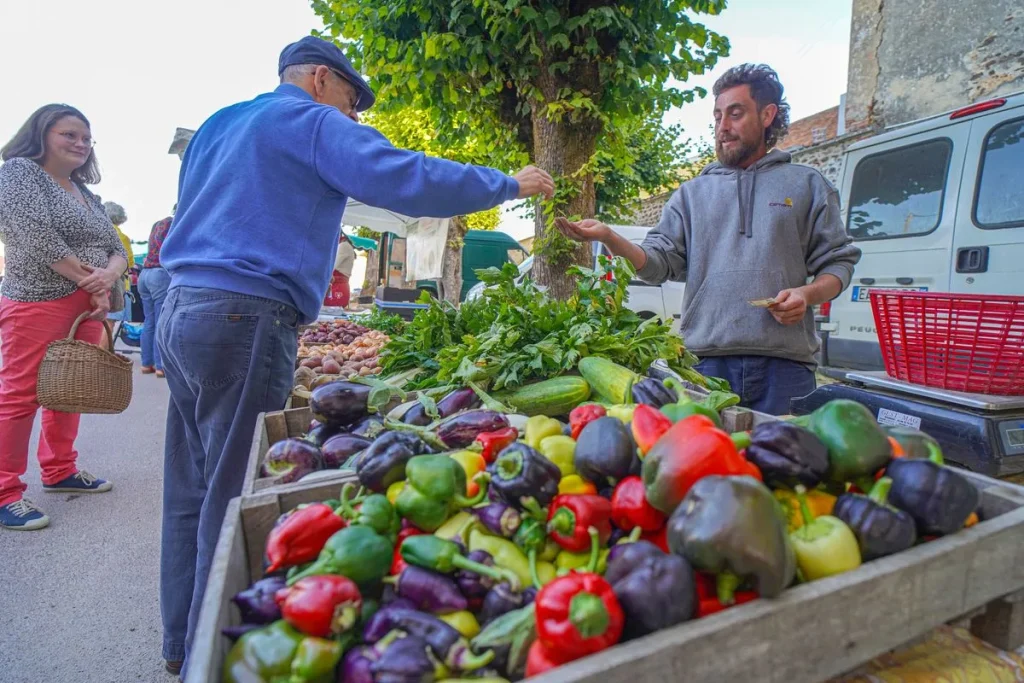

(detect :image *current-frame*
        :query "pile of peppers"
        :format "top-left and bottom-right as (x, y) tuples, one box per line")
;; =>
(224, 381), (982, 682)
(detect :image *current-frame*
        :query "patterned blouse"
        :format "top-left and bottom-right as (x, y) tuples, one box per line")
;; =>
(143, 216), (172, 268)
(0, 157), (126, 302)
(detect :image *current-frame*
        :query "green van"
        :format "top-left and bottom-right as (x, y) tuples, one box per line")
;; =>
(412, 230), (528, 301)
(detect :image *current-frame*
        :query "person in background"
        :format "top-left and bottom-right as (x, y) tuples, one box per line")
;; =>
(326, 231), (356, 308)
(102, 201), (134, 290)
(156, 35), (554, 676)
(557, 64), (861, 415)
(0, 104), (125, 531)
(138, 210), (173, 377)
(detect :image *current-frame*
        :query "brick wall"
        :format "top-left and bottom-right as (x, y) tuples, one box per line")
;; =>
(779, 106), (840, 151)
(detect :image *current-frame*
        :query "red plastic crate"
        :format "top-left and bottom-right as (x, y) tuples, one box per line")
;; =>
(870, 290), (1024, 396)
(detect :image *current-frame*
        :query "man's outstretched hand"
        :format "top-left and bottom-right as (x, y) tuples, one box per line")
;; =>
(514, 166), (555, 200)
(554, 217), (611, 243)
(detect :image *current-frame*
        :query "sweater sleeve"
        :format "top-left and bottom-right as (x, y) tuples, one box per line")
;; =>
(636, 189), (689, 285)
(0, 158), (74, 265)
(805, 180), (861, 292)
(313, 112), (520, 219)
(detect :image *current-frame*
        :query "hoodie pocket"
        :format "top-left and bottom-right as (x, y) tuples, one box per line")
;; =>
(679, 269), (815, 357)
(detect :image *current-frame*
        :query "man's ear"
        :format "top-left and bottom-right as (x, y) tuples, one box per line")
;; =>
(761, 103), (779, 130)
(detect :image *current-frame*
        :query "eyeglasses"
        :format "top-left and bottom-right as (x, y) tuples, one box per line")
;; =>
(328, 67), (362, 111)
(57, 131), (95, 148)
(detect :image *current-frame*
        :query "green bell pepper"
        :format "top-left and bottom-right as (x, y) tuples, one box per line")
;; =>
(793, 399), (892, 490)
(287, 525), (393, 587)
(659, 379), (740, 427)
(338, 483), (400, 541)
(396, 455), (488, 532)
(223, 620), (340, 683)
(401, 534), (520, 587)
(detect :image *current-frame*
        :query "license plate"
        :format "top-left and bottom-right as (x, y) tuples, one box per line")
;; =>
(850, 285), (928, 302)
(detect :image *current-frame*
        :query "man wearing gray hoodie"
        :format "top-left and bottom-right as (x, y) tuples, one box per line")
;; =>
(558, 64), (861, 415)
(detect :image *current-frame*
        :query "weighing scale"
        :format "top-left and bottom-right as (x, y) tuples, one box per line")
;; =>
(791, 371), (1024, 478)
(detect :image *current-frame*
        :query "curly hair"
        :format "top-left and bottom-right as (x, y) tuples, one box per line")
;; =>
(713, 64), (791, 149)
(103, 201), (127, 226)
(1, 104), (101, 184)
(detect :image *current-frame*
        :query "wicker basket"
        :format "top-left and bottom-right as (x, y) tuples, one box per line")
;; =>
(37, 313), (134, 414)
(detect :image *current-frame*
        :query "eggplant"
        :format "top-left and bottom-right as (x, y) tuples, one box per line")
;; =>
(356, 431), (436, 493)
(350, 415), (386, 439)
(473, 503), (522, 538)
(231, 576), (286, 624)
(321, 433), (373, 469)
(310, 381), (373, 427)
(437, 410), (510, 449)
(631, 377), (678, 408)
(605, 541), (696, 640)
(575, 416), (635, 487)
(456, 551), (497, 600)
(388, 565), (468, 613)
(260, 439), (323, 483)
(363, 607), (493, 671)
(437, 387), (482, 417)
(305, 422), (344, 448)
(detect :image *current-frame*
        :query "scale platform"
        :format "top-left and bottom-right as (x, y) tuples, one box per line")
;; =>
(791, 371), (1024, 477)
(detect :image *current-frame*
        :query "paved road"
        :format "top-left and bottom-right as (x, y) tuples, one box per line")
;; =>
(0, 352), (173, 683)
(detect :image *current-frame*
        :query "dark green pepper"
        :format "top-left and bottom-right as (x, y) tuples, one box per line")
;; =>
(222, 620), (340, 683)
(401, 535), (520, 587)
(338, 483), (400, 541)
(287, 525), (393, 587)
(659, 379), (740, 427)
(396, 454), (488, 532)
(792, 399), (892, 491)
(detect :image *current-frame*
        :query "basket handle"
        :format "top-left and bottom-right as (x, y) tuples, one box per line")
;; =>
(68, 312), (116, 353)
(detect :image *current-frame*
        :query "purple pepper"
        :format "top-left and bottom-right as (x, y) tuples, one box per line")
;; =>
(340, 645), (376, 683)
(606, 542), (696, 641)
(474, 504), (522, 538)
(605, 539), (664, 571)
(478, 582), (535, 626)
(363, 607), (494, 671)
(388, 565), (468, 614)
(370, 634), (436, 683)
(231, 576), (287, 624)
(456, 551), (496, 599)
(220, 623), (262, 642)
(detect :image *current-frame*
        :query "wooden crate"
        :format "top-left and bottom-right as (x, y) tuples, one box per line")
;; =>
(190, 468), (1024, 683)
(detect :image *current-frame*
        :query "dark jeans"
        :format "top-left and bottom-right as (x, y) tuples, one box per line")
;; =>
(695, 355), (816, 416)
(156, 286), (298, 671)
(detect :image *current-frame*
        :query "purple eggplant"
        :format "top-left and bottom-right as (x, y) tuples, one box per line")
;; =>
(260, 438), (323, 483)
(400, 401), (433, 427)
(310, 380), (373, 427)
(231, 576), (286, 624)
(356, 431), (436, 493)
(306, 422), (344, 448)
(387, 566), (468, 614)
(473, 503), (522, 538)
(605, 541), (696, 641)
(321, 433), (373, 469)
(363, 607), (494, 671)
(437, 387), (482, 417)
(437, 410), (510, 449)
(350, 415), (386, 438)
(455, 551), (497, 600)
(478, 582), (536, 626)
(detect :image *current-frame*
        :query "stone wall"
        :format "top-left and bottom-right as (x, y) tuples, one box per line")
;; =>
(789, 129), (876, 188)
(627, 191), (673, 227)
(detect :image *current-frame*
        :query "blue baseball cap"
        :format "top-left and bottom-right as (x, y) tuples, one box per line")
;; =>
(278, 36), (376, 112)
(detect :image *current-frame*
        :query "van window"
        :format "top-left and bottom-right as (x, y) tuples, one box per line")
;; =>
(974, 117), (1024, 229)
(846, 139), (952, 240)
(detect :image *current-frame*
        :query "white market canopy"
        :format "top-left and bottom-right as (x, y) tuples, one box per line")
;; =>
(343, 199), (420, 238)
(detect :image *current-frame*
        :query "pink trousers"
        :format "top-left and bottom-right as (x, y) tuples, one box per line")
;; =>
(0, 289), (102, 506)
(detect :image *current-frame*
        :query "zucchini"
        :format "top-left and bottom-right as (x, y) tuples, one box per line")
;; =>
(503, 376), (592, 417)
(577, 357), (639, 404)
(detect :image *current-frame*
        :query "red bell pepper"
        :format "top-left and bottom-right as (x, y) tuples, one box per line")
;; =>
(610, 476), (666, 532)
(643, 414), (762, 514)
(526, 639), (571, 676)
(641, 525), (669, 553)
(535, 572), (624, 660)
(391, 526), (426, 575)
(569, 404), (606, 440)
(694, 572), (757, 618)
(274, 575), (362, 638)
(264, 503), (346, 573)
(547, 494), (613, 552)
(475, 427), (519, 464)
(631, 404), (672, 457)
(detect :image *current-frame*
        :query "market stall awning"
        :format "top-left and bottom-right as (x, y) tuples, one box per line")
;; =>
(346, 233), (378, 251)
(342, 199), (419, 237)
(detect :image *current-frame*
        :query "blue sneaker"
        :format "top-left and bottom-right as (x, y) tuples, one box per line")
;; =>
(0, 498), (50, 530)
(43, 470), (113, 494)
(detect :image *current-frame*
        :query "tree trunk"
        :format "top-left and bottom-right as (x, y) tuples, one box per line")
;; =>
(440, 216), (468, 304)
(362, 250), (379, 300)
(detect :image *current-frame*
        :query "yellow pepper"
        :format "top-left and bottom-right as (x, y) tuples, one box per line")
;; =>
(449, 450), (487, 496)
(525, 415), (563, 450)
(536, 561), (556, 585)
(386, 480), (406, 505)
(439, 610), (481, 638)
(434, 511), (478, 544)
(468, 528), (556, 588)
(606, 404), (636, 424)
(538, 435), (576, 477)
(558, 474), (597, 495)
(555, 548), (609, 574)
(774, 488), (836, 532)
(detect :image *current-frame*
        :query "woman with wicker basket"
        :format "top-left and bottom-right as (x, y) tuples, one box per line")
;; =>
(0, 104), (127, 531)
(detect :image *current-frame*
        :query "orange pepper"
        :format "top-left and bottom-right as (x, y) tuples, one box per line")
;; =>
(964, 512), (979, 528)
(449, 450), (487, 497)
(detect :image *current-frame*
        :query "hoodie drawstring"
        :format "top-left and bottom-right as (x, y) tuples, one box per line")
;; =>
(746, 171), (756, 238)
(736, 171), (757, 238)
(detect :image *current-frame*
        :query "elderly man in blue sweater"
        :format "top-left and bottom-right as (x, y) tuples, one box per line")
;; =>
(157, 36), (553, 675)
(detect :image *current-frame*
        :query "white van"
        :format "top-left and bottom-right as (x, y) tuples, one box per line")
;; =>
(465, 224), (685, 329)
(820, 91), (1024, 370)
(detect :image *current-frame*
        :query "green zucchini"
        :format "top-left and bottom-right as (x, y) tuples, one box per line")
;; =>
(577, 357), (639, 404)
(503, 376), (592, 417)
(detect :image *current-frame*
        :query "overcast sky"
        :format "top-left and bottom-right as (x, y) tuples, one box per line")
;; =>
(0, 0), (851, 247)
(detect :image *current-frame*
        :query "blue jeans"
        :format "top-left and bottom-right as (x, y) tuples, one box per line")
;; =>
(138, 267), (171, 369)
(695, 355), (816, 416)
(156, 286), (298, 670)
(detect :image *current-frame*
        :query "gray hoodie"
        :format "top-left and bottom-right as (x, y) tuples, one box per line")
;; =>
(637, 149), (861, 366)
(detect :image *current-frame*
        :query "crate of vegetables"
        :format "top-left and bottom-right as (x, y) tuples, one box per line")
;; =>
(194, 374), (1024, 683)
